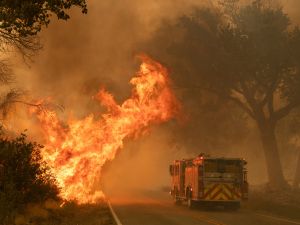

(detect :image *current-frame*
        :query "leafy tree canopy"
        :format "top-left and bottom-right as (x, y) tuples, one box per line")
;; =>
(0, 0), (87, 37)
(0, 0), (87, 118)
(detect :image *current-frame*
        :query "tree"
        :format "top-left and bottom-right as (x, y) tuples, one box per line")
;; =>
(145, 0), (300, 189)
(294, 151), (300, 188)
(284, 110), (300, 188)
(0, 0), (87, 120)
(0, 0), (87, 56)
(0, 133), (59, 224)
(169, 90), (249, 154)
(0, 0), (87, 36)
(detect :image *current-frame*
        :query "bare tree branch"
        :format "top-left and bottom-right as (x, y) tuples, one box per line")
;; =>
(0, 30), (42, 60)
(228, 95), (255, 119)
(0, 89), (64, 120)
(273, 101), (300, 122)
(267, 92), (274, 118)
(260, 76), (279, 107)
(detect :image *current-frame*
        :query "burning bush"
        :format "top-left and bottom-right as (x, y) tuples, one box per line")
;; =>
(0, 133), (59, 225)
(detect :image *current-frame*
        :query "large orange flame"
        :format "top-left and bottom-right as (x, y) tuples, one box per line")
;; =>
(32, 55), (180, 204)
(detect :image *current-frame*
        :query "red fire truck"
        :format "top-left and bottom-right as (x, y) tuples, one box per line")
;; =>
(169, 154), (248, 209)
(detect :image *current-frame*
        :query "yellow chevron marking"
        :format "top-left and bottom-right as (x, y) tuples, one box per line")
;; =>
(215, 192), (229, 200)
(204, 183), (217, 195)
(223, 185), (232, 198)
(204, 183), (242, 201)
(210, 185), (221, 197)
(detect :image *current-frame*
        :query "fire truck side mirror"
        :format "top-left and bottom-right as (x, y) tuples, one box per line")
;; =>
(169, 165), (174, 176)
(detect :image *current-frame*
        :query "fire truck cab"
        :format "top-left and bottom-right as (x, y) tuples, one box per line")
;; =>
(169, 154), (248, 209)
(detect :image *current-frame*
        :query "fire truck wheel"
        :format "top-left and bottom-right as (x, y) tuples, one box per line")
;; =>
(187, 198), (195, 209)
(174, 199), (182, 205)
(174, 198), (182, 205)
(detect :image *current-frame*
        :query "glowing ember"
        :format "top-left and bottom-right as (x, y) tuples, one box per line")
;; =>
(31, 55), (180, 204)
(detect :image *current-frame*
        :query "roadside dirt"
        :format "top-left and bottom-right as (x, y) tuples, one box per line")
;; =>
(244, 186), (300, 221)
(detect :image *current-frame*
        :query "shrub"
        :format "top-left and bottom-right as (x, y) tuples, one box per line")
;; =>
(0, 133), (59, 224)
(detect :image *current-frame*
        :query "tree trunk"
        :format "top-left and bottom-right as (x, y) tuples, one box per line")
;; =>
(293, 150), (300, 189)
(258, 123), (288, 190)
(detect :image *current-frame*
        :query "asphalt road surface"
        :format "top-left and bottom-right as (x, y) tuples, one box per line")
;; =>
(109, 191), (300, 225)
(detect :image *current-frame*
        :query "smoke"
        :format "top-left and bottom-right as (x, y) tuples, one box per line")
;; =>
(5, 0), (214, 138)
(15, 0), (211, 109)
(8, 0), (300, 198)
(11, 1), (300, 108)
(101, 125), (181, 200)
(10, 0), (213, 198)
(281, 0), (300, 23)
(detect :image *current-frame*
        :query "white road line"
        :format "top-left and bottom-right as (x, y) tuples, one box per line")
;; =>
(255, 213), (300, 225)
(107, 200), (123, 225)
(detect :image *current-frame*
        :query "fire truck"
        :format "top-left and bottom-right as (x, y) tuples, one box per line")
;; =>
(169, 154), (248, 209)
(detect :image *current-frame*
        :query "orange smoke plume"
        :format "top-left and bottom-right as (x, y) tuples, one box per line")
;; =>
(32, 55), (180, 204)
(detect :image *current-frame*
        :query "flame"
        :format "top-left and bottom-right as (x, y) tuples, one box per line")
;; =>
(32, 55), (180, 204)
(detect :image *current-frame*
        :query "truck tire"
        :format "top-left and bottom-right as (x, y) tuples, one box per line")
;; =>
(187, 198), (195, 209)
(174, 197), (182, 205)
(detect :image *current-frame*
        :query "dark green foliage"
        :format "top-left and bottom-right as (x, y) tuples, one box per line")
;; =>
(0, 133), (59, 224)
(0, 0), (87, 37)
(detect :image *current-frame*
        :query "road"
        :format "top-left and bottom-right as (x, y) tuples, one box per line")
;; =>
(109, 191), (300, 225)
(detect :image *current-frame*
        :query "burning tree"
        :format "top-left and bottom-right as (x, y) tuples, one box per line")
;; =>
(146, 0), (300, 189)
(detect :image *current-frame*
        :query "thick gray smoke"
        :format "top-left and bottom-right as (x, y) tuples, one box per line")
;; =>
(9, 0), (300, 196)
(15, 0), (210, 110)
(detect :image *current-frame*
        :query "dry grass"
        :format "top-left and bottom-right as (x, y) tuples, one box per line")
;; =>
(244, 185), (300, 221)
(14, 200), (115, 225)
